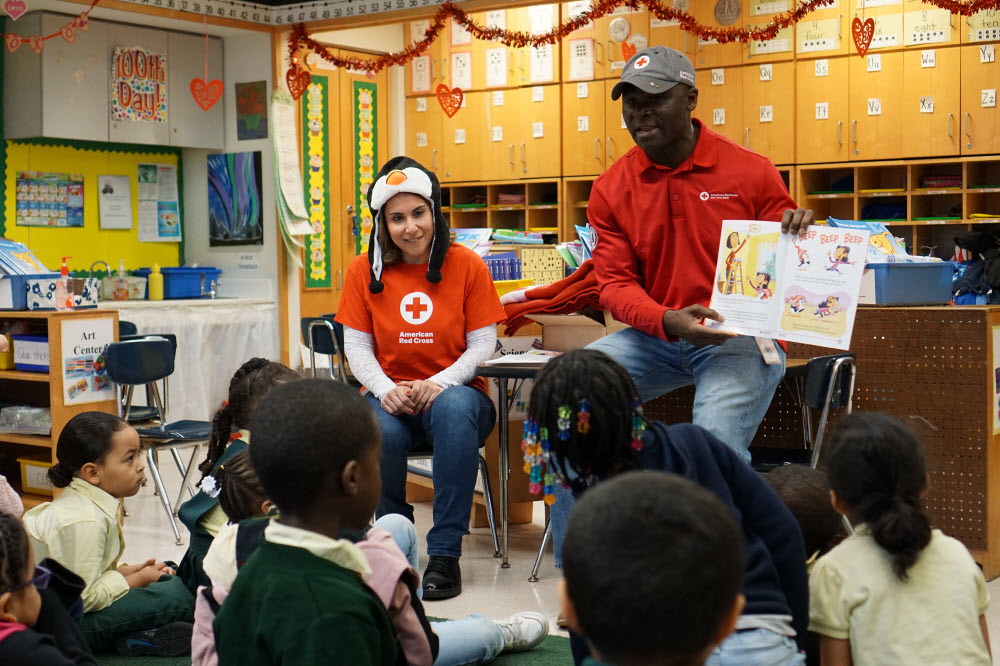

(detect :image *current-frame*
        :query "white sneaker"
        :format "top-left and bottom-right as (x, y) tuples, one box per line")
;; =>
(496, 611), (549, 653)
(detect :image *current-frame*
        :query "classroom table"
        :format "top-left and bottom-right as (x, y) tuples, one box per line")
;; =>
(477, 362), (545, 568)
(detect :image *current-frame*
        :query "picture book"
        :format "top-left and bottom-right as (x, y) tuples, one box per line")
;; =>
(0, 239), (49, 275)
(826, 218), (908, 263)
(706, 220), (870, 350)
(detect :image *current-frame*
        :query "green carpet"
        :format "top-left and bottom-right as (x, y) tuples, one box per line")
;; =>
(95, 632), (573, 665)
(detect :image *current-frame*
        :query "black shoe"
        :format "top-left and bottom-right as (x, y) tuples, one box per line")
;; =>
(422, 555), (461, 600)
(114, 621), (193, 657)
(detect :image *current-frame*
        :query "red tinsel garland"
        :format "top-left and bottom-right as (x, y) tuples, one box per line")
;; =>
(287, 0), (1000, 96)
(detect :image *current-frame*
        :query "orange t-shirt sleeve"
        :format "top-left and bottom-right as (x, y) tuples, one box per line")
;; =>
(334, 255), (374, 334)
(462, 252), (506, 332)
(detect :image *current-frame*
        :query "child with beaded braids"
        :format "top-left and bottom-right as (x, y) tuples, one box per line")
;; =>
(809, 412), (991, 665)
(525, 349), (809, 666)
(176, 358), (298, 592)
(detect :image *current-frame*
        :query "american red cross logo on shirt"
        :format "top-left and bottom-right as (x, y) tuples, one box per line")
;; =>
(634, 55), (650, 69)
(400, 291), (434, 325)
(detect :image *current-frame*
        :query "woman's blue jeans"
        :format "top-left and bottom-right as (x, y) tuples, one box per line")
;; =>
(369, 385), (495, 559)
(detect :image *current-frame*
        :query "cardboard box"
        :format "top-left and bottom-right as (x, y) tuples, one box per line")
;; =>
(24, 277), (99, 310)
(527, 313), (607, 351)
(604, 311), (629, 334)
(11, 335), (49, 372)
(18, 456), (53, 496)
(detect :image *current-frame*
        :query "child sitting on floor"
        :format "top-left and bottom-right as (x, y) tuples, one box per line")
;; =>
(177, 357), (299, 593)
(212, 378), (404, 664)
(200, 440), (548, 664)
(561, 471), (745, 666)
(0, 514), (95, 664)
(810, 412), (991, 665)
(526, 349), (809, 666)
(765, 465), (845, 569)
(22, 412), (194, 656)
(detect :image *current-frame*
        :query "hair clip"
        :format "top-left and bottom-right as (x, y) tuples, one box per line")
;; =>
(199, 474), (221, 499)
(630, 399), (646, 451)
(557, 405), (572, 441)
(576, 398), (591, 434)
(229, 431), (242, 441)
(522, 418), (556, 505)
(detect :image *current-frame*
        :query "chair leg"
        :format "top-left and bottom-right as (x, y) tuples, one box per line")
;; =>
(478, 455), (500, 558)
(151, 448), (160, 496)
(529, 516), (552, 583)
(173, 446), (200, 515)
(146, 448), (184, 546)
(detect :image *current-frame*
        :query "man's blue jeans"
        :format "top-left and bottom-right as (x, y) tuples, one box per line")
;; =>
(547, 331), (785, 567)
(369, 386), (495, 559)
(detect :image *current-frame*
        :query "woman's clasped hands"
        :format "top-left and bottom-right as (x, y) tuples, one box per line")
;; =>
(381, 380), (444, 416)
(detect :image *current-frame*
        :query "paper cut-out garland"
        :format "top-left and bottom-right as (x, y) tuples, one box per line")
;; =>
(2, 1), (95, 55)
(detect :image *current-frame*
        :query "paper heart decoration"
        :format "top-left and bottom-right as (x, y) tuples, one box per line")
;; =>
(74, 14), (88, 30)
(26, 35), (42, 55)
(4, 33), (22, 53)
(622, 41), (637, 62)
(852, 16), (875, 59)
(286, 66), (310, 101)
(436, 83), (463, 118)
(4, 0), (26, 21)
(60, 24), (75, 43)
(190, 78), (223, 110)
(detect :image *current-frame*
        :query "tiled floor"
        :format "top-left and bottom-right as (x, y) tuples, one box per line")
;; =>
(122, 446), (1000, 664)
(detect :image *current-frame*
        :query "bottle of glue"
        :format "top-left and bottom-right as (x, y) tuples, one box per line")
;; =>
(54, 256), (73, 311)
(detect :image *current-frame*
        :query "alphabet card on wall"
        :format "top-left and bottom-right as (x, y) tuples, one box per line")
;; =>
(707, 220), (870, 350)
(61, 317), (114, 406)
(111, 47), (167, 123)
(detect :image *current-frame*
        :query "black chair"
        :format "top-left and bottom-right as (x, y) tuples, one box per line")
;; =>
(300, 316), (347, 382)
(119, 320), (138, 337)
(104, 337), (212, 545)
(115, 334), (178, 425)
(800, 353), (857, 468)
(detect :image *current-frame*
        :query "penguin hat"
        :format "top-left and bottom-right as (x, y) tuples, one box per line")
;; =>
(366, 156), (450, 294)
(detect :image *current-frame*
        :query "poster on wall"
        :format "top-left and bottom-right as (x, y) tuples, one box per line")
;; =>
(354, 81), (378, 256)
(137, 163), (182, 242)
(208, 151), (263, 247)
(15, 172), (84, 228)
(236, 81), (268, 140)
(97, 175), (133, 230)
(61, 317), (115, 406)
(111, 47), (167, 123)
(302, 76), (331, 288)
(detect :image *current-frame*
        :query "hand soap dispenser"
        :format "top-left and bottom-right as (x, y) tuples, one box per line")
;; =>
(54, 256), (73, 311)
(113, 260), (129, 301)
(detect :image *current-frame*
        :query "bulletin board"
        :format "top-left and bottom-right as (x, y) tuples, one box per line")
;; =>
(2, 139), (183, 272)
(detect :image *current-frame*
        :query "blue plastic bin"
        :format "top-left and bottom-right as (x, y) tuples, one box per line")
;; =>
(133, 267), (221, 299)
(862, 262), (955, 305)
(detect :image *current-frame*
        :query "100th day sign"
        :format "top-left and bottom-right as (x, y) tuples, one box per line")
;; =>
(111, 47), (168, 123)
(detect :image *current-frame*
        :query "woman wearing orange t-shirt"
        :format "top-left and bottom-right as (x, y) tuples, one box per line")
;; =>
(337, 157), (505, 601)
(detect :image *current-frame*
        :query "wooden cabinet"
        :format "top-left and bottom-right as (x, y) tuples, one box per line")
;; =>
(562, 81), (607, 177)
(849, 51), (904, 161)
(0, 310), (119, 509)
(3, 13), (110, 143)
(517, 86), (563, 178)
(742, 0), (795, 65)
(604, 91), (633, 166)
(595, 8), (651, 78)
(795, 8), (849, 57)
(695, 64), (744, 147)
(796, 56), (850, 164)
(649, 16), (696, 56)
(167, 32), (223, 149)
(901, 47), (960, 158)
(442, 91), (490, 182)
(509, 5), (560, 86)
(961, 44), (1000, 155)
(107, 24), (170, 145)
(404, 96), (445, 178)
(742, 61), (795, 164)
(561, 2), (604, 81)
(404, 18), (446, 96)
(689, 0), (744, 69)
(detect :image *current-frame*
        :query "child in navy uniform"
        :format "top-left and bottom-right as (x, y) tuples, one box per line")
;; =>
(561, 471), (745, 666)
(213, 378), (404, 665)
(526, 349), (809, 666)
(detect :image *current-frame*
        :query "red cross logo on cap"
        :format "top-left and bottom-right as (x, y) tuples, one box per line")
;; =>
(633, 55), (651, 70)
(400, 291), (434, 325)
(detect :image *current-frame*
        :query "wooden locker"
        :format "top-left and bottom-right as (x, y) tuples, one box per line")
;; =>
(487, 89), (519, 181)
(441, 91), (490, 183)
(901, 47), (960, 158)
(562, 80), (607, 177)
(795, 56), (850, 163)
(689, 0), (744, 69)
(518, 85), (563, 178)
(404, 18), (446, 96)
(694, 65), (744, 147)
(961, 43), (1000, 155)
(509, 5), (560, 86)
(849, 51), (904, 160)
(595, 7), (651, 79)
(902, 7), (960, 48)
(561, 2), (604, 81)
(741, 61), (795, 164)
(404, 96), (444, 178)
(604, 89), (634, 166)
(795, 9), (849, 57)
(742, 0), (795, 65)
(649, 16), (696, 56)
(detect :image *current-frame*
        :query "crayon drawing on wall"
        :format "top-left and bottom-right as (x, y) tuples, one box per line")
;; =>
(208, 151), (263, 247)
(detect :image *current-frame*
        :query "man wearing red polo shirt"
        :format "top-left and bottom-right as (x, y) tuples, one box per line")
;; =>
(586, 46), (813, 463)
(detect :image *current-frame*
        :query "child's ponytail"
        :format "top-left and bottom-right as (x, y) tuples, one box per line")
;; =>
(0, 514), (29, 591)
(825, 412), (932, 581)
(199, 402), (236, 480)
(49, 412), (129, 488)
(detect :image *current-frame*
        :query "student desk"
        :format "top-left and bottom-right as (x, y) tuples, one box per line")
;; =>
(477, 362), (543, 568)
